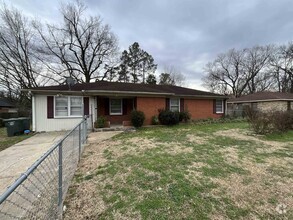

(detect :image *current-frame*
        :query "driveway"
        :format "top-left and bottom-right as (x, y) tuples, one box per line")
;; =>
(0, 131), (66, 195)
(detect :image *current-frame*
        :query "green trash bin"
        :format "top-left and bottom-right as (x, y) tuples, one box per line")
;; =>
(3, 118), (24, 137)
(19, 117), (30, 130)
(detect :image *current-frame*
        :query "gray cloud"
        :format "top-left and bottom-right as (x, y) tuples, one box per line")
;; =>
(10, 0), (293, 89)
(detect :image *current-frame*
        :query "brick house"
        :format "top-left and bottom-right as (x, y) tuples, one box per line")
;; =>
(26, 81), (226, 132)
(227, 91), (293, 117)
(0, 98), (18, 113)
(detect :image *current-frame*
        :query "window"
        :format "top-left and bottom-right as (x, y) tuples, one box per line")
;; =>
(55, 96), (83, 117)
(110, 99), (122, 115)
(70, 97), (83, 116)
(170, 98), (180, 112)
(251, 102), (258, 111)
(216, 99), (223, 113)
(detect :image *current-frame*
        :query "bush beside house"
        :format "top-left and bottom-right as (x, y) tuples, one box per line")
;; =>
(94, 116), (106, 128)
(131, 110), (145, 128)
(158, 109), (180, 125)
(247, 109), (293, 134)
(179, 111), (191, 122)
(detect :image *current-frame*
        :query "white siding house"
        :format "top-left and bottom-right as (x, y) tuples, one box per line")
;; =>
(32, 94), (95, 132)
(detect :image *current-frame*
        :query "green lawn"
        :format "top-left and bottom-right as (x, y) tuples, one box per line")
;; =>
(0, 127), (31, 151)
(64, 122), (293, 219)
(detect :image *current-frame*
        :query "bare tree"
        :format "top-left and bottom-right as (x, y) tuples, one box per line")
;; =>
(159, 65), (186, 86)
(35, 0), (119, 83)
(269, 42), (293, 93)
(0, 4), (50, 99)
(203, 46), (273, 97)
(203, 49), (245, 97)
(243, 46), (272, 94)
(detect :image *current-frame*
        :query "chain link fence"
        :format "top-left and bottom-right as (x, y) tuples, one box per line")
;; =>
(0, 117), (89, 219)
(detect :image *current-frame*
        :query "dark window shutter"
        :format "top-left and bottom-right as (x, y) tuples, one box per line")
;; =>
(288, 101), (291, 111)
(213, 99), (216, 114)
(83, 97), (89, 115)
(105, 98), (109, 115)
(223, 100), (226, 114)
(134, 97), (137, 110)
(123, 99), (127, 115)
(47, 96), (54, 119)
(165, 98), (170, 110)
(180, 98), (184, 112)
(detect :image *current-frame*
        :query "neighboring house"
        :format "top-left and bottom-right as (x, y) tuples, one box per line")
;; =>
(25, 81), (226, 132)
(0, 98), (18, 113)
(227, 92), (293, 117)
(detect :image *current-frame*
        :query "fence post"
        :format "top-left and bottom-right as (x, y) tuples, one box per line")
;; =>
(84, 118), (87, 144)
(58, 142), (63, 219)
(78, 124), (81, 161)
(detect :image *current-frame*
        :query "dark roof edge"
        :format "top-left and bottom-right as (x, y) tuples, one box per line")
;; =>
(24, 88), (226, 99)
(24, 89), (174, 96)
(227, 99), (293, 103)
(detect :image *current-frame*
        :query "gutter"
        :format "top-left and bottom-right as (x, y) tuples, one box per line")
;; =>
(23, 89), (174, 96)
(179, 94), (227, 99)
(23, 89), (226, 99)
(227, 99), (293, 104)
(32, 95), (36, 131)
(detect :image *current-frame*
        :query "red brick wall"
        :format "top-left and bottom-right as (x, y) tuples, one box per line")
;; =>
(185, 99), (223, 119)
(136, 97), (166, 125)
(97, 96), (223, 126)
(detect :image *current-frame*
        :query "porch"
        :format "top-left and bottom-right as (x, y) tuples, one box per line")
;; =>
(96, 96), (136, 127)
(94, 96), (167, 127)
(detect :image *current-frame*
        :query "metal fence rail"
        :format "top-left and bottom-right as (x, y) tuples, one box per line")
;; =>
(0, 117), (89, 219)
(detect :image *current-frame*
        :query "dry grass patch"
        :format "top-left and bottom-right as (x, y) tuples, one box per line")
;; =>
(215, 128), (290, 152)
(211, 158), (293, 218)
(64, 122), (293, 219)
(186, 134), (207, 144)
(219, 147), (240, 164)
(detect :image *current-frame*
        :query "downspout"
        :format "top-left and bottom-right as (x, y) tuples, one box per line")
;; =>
(225, 99), (228, 116)
(91, 97), (94, 131)
(32, 94), (36, 131)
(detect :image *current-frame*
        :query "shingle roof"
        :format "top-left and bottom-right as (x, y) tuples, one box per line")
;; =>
(227, 92), (293, 103)
(28, 81), (225, 98)
(0, 98), (15, 107)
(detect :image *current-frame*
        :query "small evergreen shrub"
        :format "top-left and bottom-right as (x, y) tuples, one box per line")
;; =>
(94, 116), (106, 128)
(179, 110), (191, 122)
(151, 115), (159, 125)
(158, 109), (179, 125)
(131, 110), (145, 128)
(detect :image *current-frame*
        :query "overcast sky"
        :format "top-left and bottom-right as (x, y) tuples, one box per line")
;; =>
(10, 0), (293, 90)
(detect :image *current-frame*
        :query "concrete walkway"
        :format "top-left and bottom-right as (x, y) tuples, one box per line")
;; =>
(0, 131), (66, 195)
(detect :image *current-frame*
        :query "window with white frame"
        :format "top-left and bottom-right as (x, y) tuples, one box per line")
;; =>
(216, 99), (224, 113)
(55, 96), (83, 117)
(110, 99), (122, 115)
(170, 98), (180, 112)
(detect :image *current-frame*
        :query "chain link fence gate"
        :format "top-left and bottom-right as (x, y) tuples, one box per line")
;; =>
(0, 117), (89, 219)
